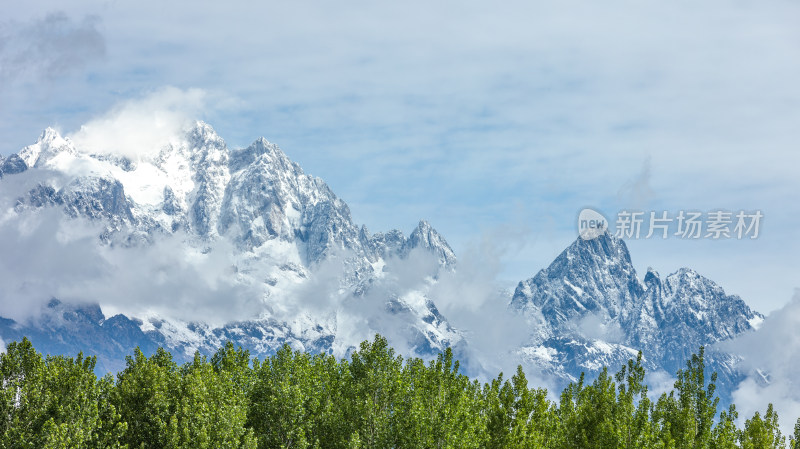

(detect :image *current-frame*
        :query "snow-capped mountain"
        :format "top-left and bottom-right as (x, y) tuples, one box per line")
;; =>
(0, 123), (763, 403)
(510, 232), (762, 399)
(0, 123), (460, 366)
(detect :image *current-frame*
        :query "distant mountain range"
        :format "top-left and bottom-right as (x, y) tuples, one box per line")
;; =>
(0, 123), (762, 400)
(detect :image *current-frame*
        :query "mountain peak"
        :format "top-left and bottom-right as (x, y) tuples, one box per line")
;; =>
(405, 220), (456, 266)
(17, 127), (74, 168)
(670, 267), (699, 279)
(251, 137), (289, 160)
(568, 232), (631, 262)
(644, 267), (661, 286)
(227, 136), (295, 173)
(511, 231), (642, 327)
(512, 229), (762, 400)
(40, 126), (63, 142)
(1, 122), (463, 370)
(186, 121), (224, 145)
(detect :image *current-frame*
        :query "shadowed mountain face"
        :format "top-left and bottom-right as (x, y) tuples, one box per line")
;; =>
(510, 233), (761, 400)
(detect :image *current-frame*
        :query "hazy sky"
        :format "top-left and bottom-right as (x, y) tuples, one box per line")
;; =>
(2, 0), (799, 313)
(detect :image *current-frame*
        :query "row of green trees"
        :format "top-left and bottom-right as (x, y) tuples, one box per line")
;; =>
(0, 335), (798, 449)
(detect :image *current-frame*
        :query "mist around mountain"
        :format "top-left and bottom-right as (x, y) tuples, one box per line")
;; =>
(0, 123), (792, 425)
(0, 123), (480, 373)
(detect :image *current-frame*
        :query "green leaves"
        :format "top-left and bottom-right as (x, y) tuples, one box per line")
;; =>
(1, 337), (797, 449)
(0, 338), (125, 449)
(485, 366), (555, 449)
(740, 404), (785, 449)
(653, 346), (722, 449)
(249, 344), (320, 449)
(790, 418), (800, 449)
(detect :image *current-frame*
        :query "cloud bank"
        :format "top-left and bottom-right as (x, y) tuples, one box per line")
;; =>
(719, 290), (800, 434)
(0, 161), (538, 384)
(67, 87), (209, 158)
(0, 174), (264, 326)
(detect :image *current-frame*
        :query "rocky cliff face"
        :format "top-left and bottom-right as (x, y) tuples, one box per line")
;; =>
(0, 123), (460, 365)
(510, 233), (761, 399)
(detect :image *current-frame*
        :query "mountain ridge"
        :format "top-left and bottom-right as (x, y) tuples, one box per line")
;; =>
(0, 122), (461, 366)
(510, 232), (761, 401)
(0, 124), (763, 404)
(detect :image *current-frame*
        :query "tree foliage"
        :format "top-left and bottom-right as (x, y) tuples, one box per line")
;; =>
(0, 336), (796, 448)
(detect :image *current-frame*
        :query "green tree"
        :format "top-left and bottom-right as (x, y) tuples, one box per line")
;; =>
(790, 417), (800, 449)
(653, 347), (719, 449)
(165, 352), (256, 449)
(484, 365), (555, 449)
(559, 368), (621, 449)
(112, 346), (180, 448)
(0, 338), (125, 448)
(211, 341), (255, 394)
(343, 335), (404, 449)
(397, 348), (485, 449)
(615, 353), (658, 449)
(5, 334), (800, 449)
(711, 405), (739, 449)
(739, 404), (785, 449)
(248, 344), (317, 449)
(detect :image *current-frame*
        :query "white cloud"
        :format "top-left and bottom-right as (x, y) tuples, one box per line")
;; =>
(645, 369), (677, 401)
(0, 12), (105, 83)
(718, 290), (800, 434)
(574, 312), (625, 344)
(67, 87), (208, 158)
(0, 174), (264, 326)
(426, 229), (539, 381)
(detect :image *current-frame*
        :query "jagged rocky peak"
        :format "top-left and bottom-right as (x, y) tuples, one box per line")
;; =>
(0, 153), (27, 177)
(542, 232), (638, 289)
(511, 230), (763, 402)
(217, 134), (361, 261)
(404, 220), (457, 266)
(511, 232), (643, 325)
(229, 136), (294, 171)
(17, 127), (76, 168)
(186, 122), (228, 165)
(153, 121), (228, 174)
(3, 122), (458, 273)
(658, 267), (763, 337)
(361, 220), (456, 269)
(369, 229), (407, 257)
(185, 125), (231, 238)
(643, 267), (661, 287)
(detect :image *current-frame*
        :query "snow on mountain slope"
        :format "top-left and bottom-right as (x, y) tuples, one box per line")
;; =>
(511, 232), (762, 400)
(0, 124), (764, 403)
(0, 123), (461, 364)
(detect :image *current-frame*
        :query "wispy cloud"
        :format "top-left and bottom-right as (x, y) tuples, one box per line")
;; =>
(0, 12), (105, 84)
(1, 0), (798, 343)
(617, 156), (655, 210)
(0, 207), (264, 326)
(718, 290), (800, 434)
(68, 87), (209, 158)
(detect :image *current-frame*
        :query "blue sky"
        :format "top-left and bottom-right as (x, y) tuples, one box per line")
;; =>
(2, 0), (799, 312)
